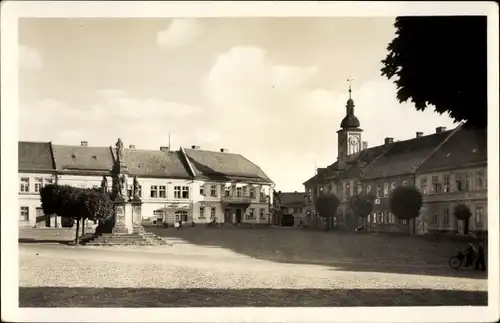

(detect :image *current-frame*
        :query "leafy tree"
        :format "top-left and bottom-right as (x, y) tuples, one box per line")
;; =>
(454, 203), (472, 235)
(389, 186), (423, 234)
(40, 185), (114, 244)
(349, 192), (375, 227)
(314, 193), (340, 230)
(381, 16), (486, 129)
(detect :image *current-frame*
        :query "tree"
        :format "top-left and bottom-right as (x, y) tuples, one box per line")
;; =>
(454, 203), (472, 235)
(40, 185), (114, 244)
(349, 193), (375, 228)
(314, 193), (340, 230)
(389, 186), (423, 234)
(381, 16), (486, 129)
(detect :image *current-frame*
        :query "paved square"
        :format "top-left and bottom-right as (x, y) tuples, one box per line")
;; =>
(19, 227), (487, 307)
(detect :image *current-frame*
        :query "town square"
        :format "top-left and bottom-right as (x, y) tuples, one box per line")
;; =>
(2, 2), (497, 322)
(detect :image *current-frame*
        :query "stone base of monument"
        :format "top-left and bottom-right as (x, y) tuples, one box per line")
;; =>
(82, 196), (169, 246)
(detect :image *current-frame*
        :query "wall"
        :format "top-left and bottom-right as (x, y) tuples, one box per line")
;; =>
(18, 173), (56, 227)
(416, 165), (487, 234)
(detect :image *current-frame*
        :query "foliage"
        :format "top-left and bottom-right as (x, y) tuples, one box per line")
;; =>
(314, 194), (340, 219)
(381, 16), (486, 129)
(389, 186), (423, 220)
(349, 193), (375, 219)
(453, 203), (472, 220)
(40, 185), (115, 243)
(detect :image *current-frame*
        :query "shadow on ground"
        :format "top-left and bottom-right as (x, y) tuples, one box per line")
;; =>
(146, 227), (487, 279)
(19, 287), (487, 307)
(18, 238), (74, 245)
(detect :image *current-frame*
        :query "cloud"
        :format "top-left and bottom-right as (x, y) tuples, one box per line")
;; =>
(200, 46), (458, 192)
(19, 45), (42, 69)
(157, 19), (203, 50)
(19, 93), (206, 149)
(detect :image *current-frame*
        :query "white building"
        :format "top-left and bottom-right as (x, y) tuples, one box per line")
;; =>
(18, 140), (274, 228)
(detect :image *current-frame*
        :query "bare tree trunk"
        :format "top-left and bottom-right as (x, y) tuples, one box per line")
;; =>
(81, 219), (85, 236)
(464, 218), (469, 235)
(75, 219), (80, 245)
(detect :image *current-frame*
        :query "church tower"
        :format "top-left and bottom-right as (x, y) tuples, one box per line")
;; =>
(337, 81), (363, 165)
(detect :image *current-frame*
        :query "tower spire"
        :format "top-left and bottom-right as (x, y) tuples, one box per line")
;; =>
(347, 77), (354, 100)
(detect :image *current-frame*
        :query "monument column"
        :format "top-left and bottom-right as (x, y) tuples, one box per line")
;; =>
(111, 138), (133, 234)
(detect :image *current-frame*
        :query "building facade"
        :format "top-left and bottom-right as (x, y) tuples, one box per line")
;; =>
(18, 140), (274, 228)
(302, 86), (488, 235)
(272, 191), (310, 226)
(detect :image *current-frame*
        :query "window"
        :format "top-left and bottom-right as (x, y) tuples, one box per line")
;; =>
(443, 208), (449, 226)
(367, 184), (372, 194)
(150, 185), (158, 198)
(159, 185), (166, 198)
(242, 186), (247, 196)
(225, 186), (231, 197)
(246, 208), (255, 219)
(443, 175), (450, 192)
(174, 186), (181, 198)
(20, 206), (29, 221)
(376, 185), (381, 198)
(260, 190), (266, 201)
(379, 212), (384, 223)
(432, 176), (441, 193)
(34, 178), (43, 193)
(476, 172), (485, 190)
(210, 207), (216, 219)
(200, 185), (205, 196)
(475, 207), (484, 225)
(402, 219), (407, 225)
(390, 182), (396, 192)
(402, 180), (408, 187)
(250, 187), (255, 198)
(346, 183), (351, 197)
(388, 212), (395, 223)
(20, 177), (30, 193)
(127, 185), (133, 197)
(260, 208), (265, 219)
(199, 207), (205, 219)
(383, 183), (389, 197)
(372, 213), (377, 224)
(175, 210), (188, 222)
(288, 208), (294, 213)
(431, 212), (438, 225)
(456, 174), (469, 192)
(210, 185), (217, 197)
(420, 177), (427, 194)
(236, 187), (242, 197)
(181, 186), (189, 199)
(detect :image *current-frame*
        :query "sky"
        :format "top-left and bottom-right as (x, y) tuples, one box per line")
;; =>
(18, 17), (458, 192)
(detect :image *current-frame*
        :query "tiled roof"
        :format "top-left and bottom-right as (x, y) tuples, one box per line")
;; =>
(276, 192), (307, 206)
(122, 149), (193, 179)
(52, 145), (114, 171)
(340, 144), (391, 179)
(418, 127), (487, 172)
(18, 141), (55, 171)
(184, 148), (273, 184)
(362, 129), (454, 180)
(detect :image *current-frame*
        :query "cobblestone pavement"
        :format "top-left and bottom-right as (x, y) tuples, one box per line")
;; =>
(19, 241), (487, 307)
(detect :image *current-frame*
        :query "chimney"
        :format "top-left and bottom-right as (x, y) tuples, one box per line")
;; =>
(220, 148), (228, 153)
(362, 141), (368, 150)
(384, 137), (394, 145)
(160, 146), (170, 152)
(416, 132), (423, 138)
(129, 144), (136, 149)
(80, 141), (88, 147)
(191, 145), (201, 149)
(436, 126), (447, 133)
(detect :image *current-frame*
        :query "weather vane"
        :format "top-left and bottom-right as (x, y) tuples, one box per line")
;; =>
(347, 76), (354, 99)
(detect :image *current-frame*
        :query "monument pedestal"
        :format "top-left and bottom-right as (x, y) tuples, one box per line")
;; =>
(112, 197), (133, 234)
(130, 197), (145, 233)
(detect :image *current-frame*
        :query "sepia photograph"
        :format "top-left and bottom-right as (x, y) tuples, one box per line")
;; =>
(1, 1), (498, 322)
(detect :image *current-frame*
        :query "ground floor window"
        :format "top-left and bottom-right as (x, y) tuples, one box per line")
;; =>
(210, 207), (216, 219)
(475, 207), (484, 226)
(246, 208), (255, 220)
(175, 210), (188, 222)
(199, 207), (205, 219)
(20, 206), (29, 221)
(259, 208), (265, 219)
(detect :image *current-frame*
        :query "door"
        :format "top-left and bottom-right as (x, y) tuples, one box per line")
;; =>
(235, 208), (242, 223)
(224, 209), (231, 223)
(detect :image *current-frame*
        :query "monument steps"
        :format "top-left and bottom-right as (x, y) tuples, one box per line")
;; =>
(82, 232), (171, 246)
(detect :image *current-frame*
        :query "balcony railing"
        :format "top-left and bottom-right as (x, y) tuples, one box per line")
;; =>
(221, 195), (252, 204)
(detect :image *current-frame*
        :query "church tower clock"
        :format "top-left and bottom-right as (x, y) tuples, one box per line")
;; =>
(337, 80), (363, 166)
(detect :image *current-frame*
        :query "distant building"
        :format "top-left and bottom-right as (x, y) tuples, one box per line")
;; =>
(18, 141), (274, 228)
(302, 85), (487, 235)
(272, 191), (311, 226)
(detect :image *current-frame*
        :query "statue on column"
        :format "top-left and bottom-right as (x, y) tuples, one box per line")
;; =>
(115, 138), (124, 162)
(118, 174), (126, 197)
(133, 176), (141, 199)
(100, 176), (108, 193)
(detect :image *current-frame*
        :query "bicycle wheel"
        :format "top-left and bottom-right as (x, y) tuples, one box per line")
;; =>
(449, 256), (462, 269)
